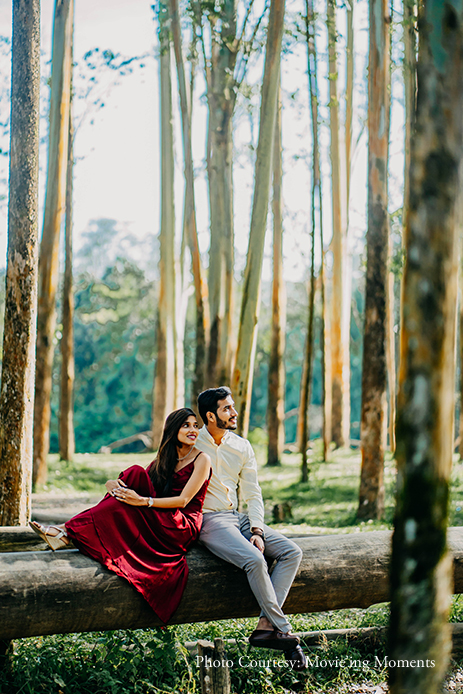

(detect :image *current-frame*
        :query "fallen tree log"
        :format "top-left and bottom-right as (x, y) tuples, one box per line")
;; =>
(1, 529), (463, 640)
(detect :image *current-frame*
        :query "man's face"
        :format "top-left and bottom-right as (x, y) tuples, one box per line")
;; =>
(213, 395), (238, 430)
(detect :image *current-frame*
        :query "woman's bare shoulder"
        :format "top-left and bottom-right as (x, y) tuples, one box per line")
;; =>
(194, 450), (211, 467)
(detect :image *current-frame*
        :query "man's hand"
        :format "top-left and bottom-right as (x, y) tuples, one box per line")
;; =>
(250, 534), (265, 553)
(250, 528), (265, 553)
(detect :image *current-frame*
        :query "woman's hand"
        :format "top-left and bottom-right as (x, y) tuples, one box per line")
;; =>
(105, 479), (127, 494)
(112, 484), (147, 506)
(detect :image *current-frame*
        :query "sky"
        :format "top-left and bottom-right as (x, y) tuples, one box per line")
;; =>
(0, 0), (404, 283)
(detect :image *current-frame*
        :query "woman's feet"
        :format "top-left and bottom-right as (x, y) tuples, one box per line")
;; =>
(29, 522), (70, 551)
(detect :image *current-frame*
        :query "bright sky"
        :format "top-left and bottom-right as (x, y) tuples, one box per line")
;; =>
(0, 0), (404, 282)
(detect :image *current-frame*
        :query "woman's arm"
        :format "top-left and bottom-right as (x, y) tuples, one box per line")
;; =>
(112, 454), (211, 508)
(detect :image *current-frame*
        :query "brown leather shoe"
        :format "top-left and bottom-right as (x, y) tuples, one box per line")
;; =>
(285, 645), (308, 671)
(248, 629), (300, 650)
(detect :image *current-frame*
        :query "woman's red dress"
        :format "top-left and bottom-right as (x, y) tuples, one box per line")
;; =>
(65, 461), (210, 623)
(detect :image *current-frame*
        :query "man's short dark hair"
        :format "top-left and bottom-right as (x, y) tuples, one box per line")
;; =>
(197, 386), (232, 425)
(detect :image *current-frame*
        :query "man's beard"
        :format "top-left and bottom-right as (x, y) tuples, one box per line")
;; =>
(216, 413), (237, 430)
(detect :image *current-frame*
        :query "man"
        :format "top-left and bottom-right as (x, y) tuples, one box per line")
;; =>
(195, 386), (307, 671)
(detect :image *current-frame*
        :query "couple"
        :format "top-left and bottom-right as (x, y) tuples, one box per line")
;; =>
(30, 386), (307, 671)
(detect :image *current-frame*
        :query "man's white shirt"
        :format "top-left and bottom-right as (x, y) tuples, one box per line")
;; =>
(195, 426), (265, 529)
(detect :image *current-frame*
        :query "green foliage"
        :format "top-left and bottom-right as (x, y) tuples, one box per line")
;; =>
(0, 629), (193, 694)
(50, 257), (156, 455)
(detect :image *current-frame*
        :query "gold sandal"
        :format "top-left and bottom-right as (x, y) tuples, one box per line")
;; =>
(29, 521), (69, 551)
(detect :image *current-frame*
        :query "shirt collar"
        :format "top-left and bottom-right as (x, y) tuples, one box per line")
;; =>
(201, 425), (231, 446)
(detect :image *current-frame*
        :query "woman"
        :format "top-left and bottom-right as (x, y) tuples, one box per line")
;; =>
(30, 408), (211, 623)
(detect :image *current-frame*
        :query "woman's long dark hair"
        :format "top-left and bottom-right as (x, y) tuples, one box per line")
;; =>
(147, 408), (197, 495)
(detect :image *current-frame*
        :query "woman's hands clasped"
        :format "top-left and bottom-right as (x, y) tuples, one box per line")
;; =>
(105, 478), (147, 506)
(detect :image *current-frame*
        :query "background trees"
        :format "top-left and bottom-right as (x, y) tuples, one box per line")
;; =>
(33, 0), (74, 487)
(0, 0), (40, 525)
(357, 0), (390, 521)
(389, 2), (463, 690)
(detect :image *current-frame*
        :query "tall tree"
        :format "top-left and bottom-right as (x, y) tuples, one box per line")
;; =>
(389, 2), (463, 691)
(402, 0), (416, 250)
(299, 0), (320, 480)
(59, 74), (75, 462)
(395, 0), (417, 457)
(341, 0), (354, 447)
(267, 83), (285, 467)
(357, 0), (390, 521)
(460, 274), (463, 460)
(33, 0), (73, 486)
(327, 0), (345, 448)
(232, 0), (286, 436)
(196, 0), (237, 387)
(151, 0), (178, 447)
(170, 0), (209, 401)
(386, 232), (396, 453)
(0, 0), (40, 525)
(193, 0), (269, 387)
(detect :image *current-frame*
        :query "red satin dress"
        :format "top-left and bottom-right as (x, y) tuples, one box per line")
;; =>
(65, 460), (210, 623)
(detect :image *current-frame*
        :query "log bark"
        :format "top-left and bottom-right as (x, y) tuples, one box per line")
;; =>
(33, 0), (74, 487)
(0, 0), (40, 526)
(2, 529), (463, 640)
(232, 0), (286, 436)
(389, 3), (463, 691)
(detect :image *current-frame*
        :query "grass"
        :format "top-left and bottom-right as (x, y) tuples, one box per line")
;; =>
(3, 442), (463, 693)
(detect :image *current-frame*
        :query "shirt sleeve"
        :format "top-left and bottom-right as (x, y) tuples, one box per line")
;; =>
(239, 441), (265, 529)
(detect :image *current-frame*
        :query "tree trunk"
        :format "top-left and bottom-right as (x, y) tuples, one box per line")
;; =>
(151, 0), (177, 447)
(299, 0), (320, 478)
(267, 84), (285, 467)
(0, 0), (40, 525)
(59, 97), (75, 462)
(170, 0), (209, 403)
(33, 0), (74, 487)
(232, 0), (286, 436)
(3, 529), (463, 640)
(309, 4), (329, 461)
(460, 275), (463, 460)
(341, 0), (354, 447)
(204, 0), (237, 389)
(389, 4), (463, 691)
(175, 58), (198, 408)
(357, 0), (390, 521)
(327, 0), (345, 448)
(386, 233), (396, 453)
(402, 0), (416, 253)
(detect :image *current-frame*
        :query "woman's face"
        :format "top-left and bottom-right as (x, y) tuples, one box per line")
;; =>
(176, 415), (199, 448)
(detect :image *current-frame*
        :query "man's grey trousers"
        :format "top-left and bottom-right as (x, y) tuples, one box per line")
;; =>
(200, 510), (302, 633)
